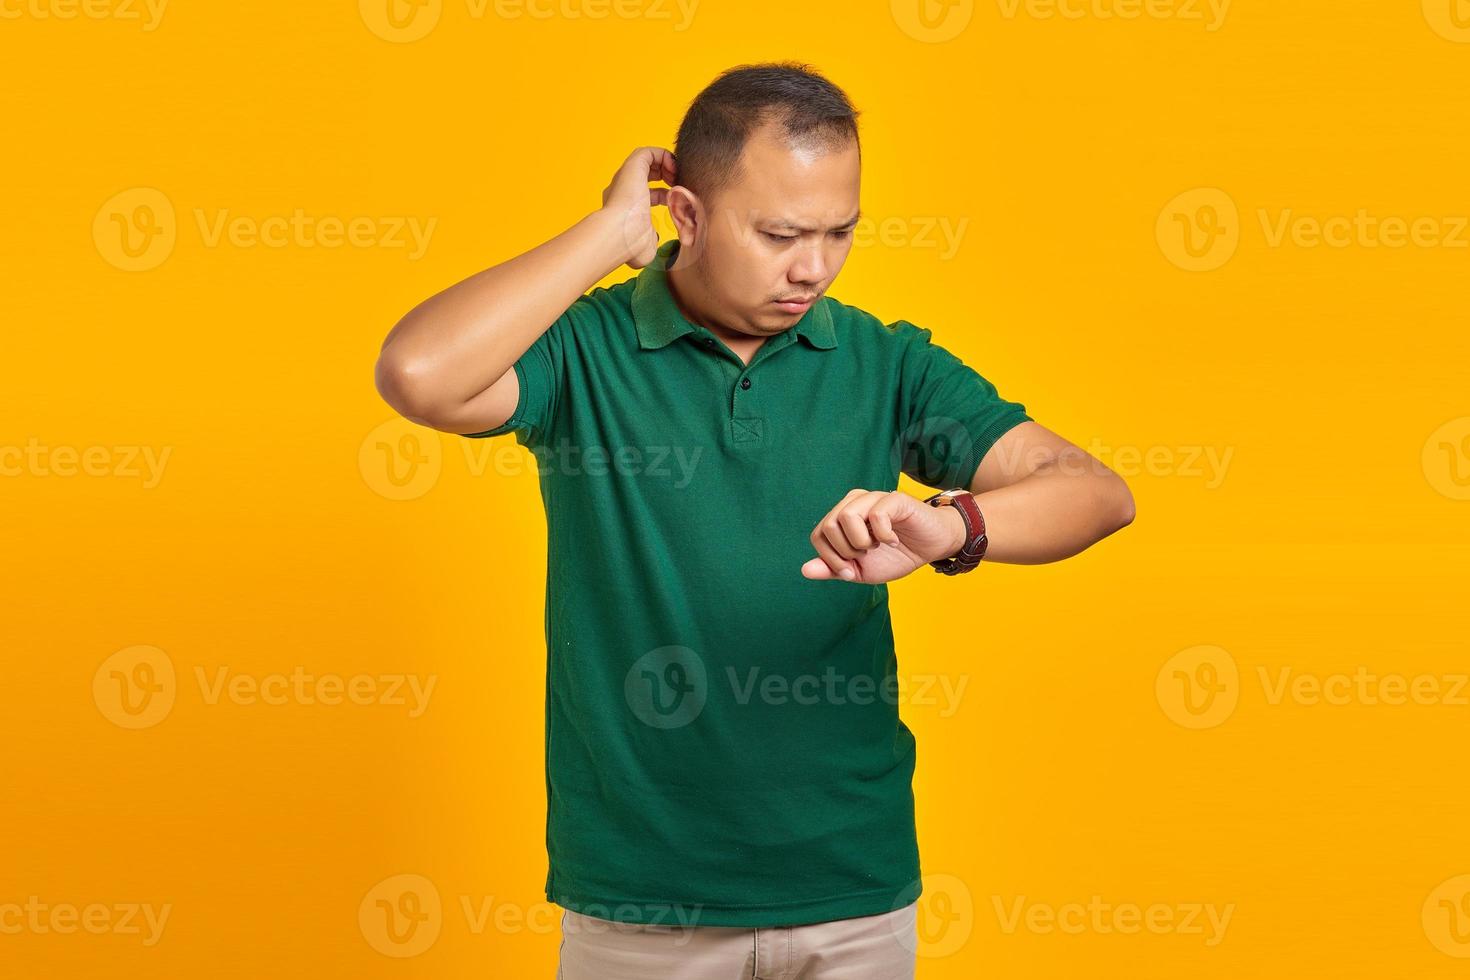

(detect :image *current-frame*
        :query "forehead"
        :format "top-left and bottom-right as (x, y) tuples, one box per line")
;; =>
(716, 122), (860, 221)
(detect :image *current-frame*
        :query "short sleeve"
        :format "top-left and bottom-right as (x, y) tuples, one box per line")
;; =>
(457, 296), (585, 449)
(893, 320), (1031, 490)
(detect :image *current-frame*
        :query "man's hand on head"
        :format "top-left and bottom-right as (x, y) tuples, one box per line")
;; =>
(801, 489), (966, 584)
(600, 146), (677, 271)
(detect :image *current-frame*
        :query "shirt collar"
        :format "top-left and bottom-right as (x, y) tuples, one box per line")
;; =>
(632, 239), (837, 351)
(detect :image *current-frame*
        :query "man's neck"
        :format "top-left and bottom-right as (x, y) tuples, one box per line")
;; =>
(666, 254), (767, 365)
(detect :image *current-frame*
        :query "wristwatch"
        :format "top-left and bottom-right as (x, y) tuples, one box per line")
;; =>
(922, 488), (988, 575)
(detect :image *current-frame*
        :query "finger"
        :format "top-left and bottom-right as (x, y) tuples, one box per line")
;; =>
(819, 514), (863, 561)
(813, 488), (866, 538)
(866, 494), (908, 546)
(867, 506), (899, 546)
(808, 526), (857, 579)
(618, 147), (666, 192)
(816, 489), (883, 561)
(650, 188), (669, 208)
(622, 147), (652, 181)
(810, 488), (871, 572)
(645, 147), (675, 184)
(837, 506), (878, 552)
(827, 491), (890, 556)
(801, 556), (837, 580)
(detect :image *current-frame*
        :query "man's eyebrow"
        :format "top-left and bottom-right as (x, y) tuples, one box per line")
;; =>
(767, 210), (862, 231)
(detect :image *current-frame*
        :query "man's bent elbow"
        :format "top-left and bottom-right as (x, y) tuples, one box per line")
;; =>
(375, 349), (443, 426)
(1108, 473), (1137, 533)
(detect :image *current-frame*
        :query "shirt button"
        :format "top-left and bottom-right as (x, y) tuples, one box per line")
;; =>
(740, 377), (751, 389)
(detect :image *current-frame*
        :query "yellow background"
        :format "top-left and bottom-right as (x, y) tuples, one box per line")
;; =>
(4, 0), (1469, 976)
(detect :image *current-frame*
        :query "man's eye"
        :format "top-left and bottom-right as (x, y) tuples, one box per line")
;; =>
(763, 232), (798, 243)
(831, 229), (853, 240)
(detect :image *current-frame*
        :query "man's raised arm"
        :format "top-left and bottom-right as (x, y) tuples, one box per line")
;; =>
(965, 421), (1135, 564)
(373, 147), (676, 434)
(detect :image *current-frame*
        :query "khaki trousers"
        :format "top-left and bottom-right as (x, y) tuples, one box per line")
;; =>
(556, 901), (918, 979)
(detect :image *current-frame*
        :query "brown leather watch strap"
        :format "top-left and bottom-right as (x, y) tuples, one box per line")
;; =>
(923, 489), (988, 575)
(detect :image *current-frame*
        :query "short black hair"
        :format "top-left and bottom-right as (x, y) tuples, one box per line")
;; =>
(674, 62), (861, 204)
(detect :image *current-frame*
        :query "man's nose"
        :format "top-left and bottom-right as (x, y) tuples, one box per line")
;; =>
(789, 245), (828, 284)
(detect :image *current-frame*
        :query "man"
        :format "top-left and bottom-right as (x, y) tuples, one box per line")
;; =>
(375, 62), (1134, 979)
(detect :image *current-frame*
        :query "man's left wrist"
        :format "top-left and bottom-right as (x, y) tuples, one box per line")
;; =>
(922, 488), (989, 574)
(940, 503), (968, 558)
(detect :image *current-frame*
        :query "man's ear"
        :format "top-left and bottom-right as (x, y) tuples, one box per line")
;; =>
(666, 186), (702, 248)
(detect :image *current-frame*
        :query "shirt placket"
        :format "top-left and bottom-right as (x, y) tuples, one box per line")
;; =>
(693, 329), (796, 452)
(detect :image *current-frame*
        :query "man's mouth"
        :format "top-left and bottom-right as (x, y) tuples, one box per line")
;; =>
(774, 296), (816, 312)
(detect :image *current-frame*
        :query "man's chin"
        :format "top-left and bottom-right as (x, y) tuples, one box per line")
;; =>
(760, 307), (806, 326)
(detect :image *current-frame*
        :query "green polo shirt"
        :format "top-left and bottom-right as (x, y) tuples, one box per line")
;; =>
(461, 238), (1030, 928)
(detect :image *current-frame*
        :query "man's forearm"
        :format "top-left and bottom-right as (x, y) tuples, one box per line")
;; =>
(969, 462), (1135, 565)
(377, 208), (629, 416)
